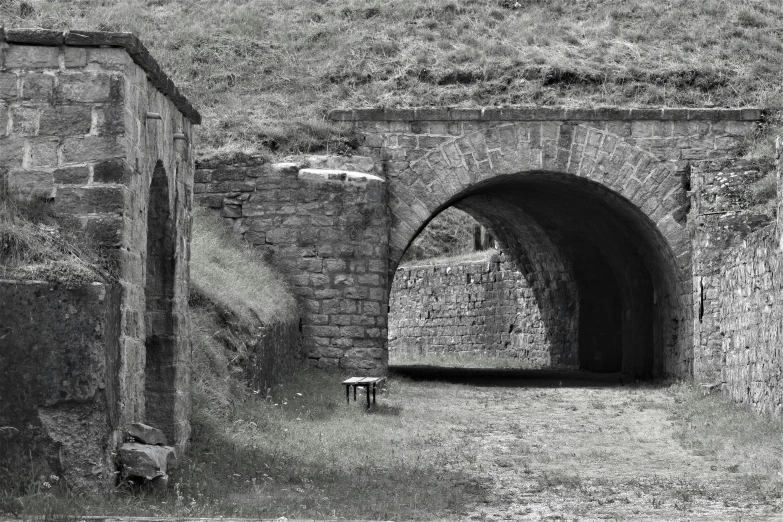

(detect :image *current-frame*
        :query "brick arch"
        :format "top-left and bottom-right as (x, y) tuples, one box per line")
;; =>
(388, 122), (685, 272)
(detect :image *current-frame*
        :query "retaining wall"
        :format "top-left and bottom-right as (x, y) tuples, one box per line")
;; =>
(389, 254), (577, 368)
(0, 280), (120, 493)
(716, 226), (783, 415)
(194, 154), (389, 374)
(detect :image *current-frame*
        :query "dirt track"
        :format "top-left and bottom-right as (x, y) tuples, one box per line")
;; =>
(393, 368), (783, 521)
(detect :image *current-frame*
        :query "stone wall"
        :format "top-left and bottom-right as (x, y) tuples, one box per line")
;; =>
(689, 159), (774, 383)
(0, 281), (120, 493)
(0, 29), (199, 489)
(715, 226), (783, 416)
(693, 139), (783, 416)
(389, 253), (578, 368)
(194, 154), (389, 374)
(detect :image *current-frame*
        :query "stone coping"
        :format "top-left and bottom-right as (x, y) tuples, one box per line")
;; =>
(0, 27), (201, 124)
(328, 107), (766, 122)
(2, 518), (392, 522)
(298, 168), (384, 183)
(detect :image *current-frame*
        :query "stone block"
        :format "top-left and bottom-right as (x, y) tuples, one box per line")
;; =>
(96, 103), (125, 135)
(64, 47), (88, 68)
(20, 73), (55, 102)
(127, 423), (168, 445)
(10, 106), (39, 135)
(5, 45), (60, 69)
(52, 166), (86, 186)
(62, 136), (125, 164)
(119, 443), (177, 480)
(8, 169), (54, 199)
(82, 214), (123, 246)
(93, 158), (129, 184)
(194, 169), (211, 183)
(310, 346), (345, 359)
(0, 137), (25, 167)
(265, 227), (297, 243)
(39, 106), (92, 136)
(0, 73), (19, 100)
(28, 137), (59, 167)
(86, 48), (132, 67)
(341, 326), (366, 338)
(55, 186), (125, 215)
(57, 73), (123, 104)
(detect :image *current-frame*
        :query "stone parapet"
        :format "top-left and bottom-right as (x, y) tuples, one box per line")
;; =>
(329, 107), (765, 122)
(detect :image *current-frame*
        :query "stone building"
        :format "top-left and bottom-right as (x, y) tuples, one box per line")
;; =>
(0, 29), (199, 491)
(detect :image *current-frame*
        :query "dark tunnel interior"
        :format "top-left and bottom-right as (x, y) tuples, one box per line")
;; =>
(402, 172), (682, 378)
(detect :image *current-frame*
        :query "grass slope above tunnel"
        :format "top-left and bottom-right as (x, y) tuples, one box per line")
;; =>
(413, 172), (687, 378)
(3, 0), (782, 158)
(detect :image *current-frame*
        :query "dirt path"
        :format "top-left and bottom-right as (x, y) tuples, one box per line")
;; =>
(395, 373), (783, 521)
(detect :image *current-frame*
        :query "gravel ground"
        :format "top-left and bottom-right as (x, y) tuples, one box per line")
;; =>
(390, 369), (783, 521)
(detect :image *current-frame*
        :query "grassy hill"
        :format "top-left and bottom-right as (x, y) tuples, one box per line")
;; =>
(3, 0), (782, 158)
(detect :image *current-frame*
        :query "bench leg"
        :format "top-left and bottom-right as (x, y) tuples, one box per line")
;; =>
(353, 385), (357, 402)
(366, 384), (371, 408)
(372, 383), (376, 404)
(345, 384), (349, 404)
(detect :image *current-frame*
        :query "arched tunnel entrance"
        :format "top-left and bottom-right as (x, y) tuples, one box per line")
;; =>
(389, 172), (681, 378)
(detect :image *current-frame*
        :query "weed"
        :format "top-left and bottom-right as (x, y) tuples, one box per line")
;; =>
(0, 194), (113, 285)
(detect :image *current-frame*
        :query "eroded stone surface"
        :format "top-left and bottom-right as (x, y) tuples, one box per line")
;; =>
(0, 281), (119, 493)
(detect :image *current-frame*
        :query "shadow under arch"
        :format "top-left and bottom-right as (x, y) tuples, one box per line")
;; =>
(144, 160), (178, 439)
(390, 170), (686, 378)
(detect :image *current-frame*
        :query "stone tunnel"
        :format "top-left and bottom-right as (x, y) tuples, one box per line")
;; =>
(196, 107), (763, 380)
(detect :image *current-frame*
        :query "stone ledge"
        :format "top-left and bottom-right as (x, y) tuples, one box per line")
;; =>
(298, 168), (384, 183)
(0, 27), (201, 124)
(43, 515), (392, 522)
(328, 107), (766, 123)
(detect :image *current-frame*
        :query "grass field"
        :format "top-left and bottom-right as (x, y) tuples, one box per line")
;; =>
(10, 360), (783, 520)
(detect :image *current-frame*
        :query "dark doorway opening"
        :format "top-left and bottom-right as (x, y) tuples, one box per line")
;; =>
(144, 161), (178, 439)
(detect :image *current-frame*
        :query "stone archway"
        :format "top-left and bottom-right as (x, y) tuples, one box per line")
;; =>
(329, 108), (761, 377)
(377, 122), (689, 377)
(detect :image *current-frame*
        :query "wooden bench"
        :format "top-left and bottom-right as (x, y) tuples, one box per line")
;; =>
(342, 376), (386, 408)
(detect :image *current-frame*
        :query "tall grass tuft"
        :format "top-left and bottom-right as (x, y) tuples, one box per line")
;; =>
(189, 206), (298, 326)
(0, 194), (111, 284)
